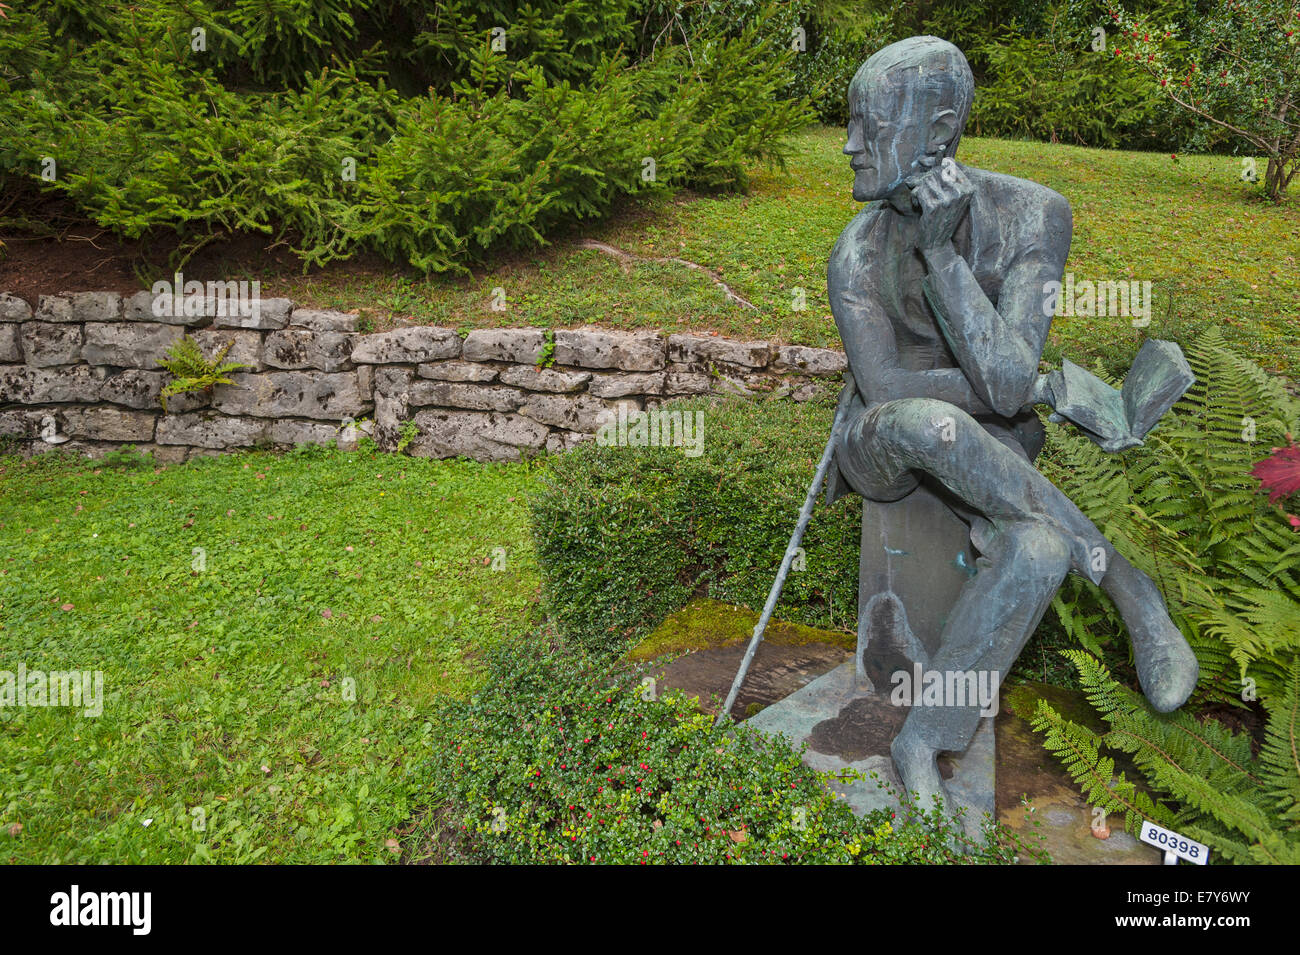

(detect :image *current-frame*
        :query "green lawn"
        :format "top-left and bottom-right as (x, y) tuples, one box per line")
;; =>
(272, 126), (1300, 377)
(0, 447), (540, 863)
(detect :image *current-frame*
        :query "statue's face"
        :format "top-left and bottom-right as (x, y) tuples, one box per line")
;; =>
(843, 73), (927, 202)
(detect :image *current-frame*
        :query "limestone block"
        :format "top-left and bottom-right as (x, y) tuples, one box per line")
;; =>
(211, 370), (367, 420)
(0, 364), (100, 403)
(263, 328), (353, 372)
(0, 293), (32, 322)
(83, 322), (183, 368)
(519, 393), (638, 432)
(462, 328), (544, 364)
(288, 308), (358, 332)
(407, 381), (524, 413)
(663, 365), (713, 396)
(496, 364), (589, 393)
(156, 412), (269, 448)
(668, 333), (770, 369)
(122, 290), (209, 326)
(211, 296), (293, 330)
(417, 360), (499, 383)
(268, 419), (341, 446)
(773, 344), (848, 377)
(61, 406), (157, 442)
(98, 369), (165, 410)
(408, 410), (549, 462)
(21, 320), (85, 366)
(38, 291), (121, 323)
(553, 329), (665, 371)
(351, 326), (460, 364)
(587, 371), (665, 399)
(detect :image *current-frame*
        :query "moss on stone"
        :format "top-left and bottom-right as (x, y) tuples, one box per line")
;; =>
(628, 596), (854, 661)
(1003, 680), (1107, 733)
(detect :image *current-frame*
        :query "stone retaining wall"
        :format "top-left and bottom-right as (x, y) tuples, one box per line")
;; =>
(0, 290), (847, 463)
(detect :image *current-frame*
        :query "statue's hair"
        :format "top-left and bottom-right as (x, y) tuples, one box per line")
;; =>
(852, 36), (973, 152)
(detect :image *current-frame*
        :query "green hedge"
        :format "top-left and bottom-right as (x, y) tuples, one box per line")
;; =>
(528, 394), (861, 653)
(0, 1), (810, 273)
(775, 0), (1216, 151)
(416, 629), (1029, 864)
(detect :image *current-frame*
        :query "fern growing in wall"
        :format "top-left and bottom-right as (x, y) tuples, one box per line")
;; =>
(157, 336), (249, 413)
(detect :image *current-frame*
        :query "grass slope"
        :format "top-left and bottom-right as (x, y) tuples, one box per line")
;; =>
(0, 447), (539, 863)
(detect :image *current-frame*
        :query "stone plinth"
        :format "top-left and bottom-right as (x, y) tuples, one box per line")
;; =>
(747, 662), (995, 842)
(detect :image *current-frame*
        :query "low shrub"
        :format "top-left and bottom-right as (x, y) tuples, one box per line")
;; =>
(528, 393), (861, 653)
(415, 631), (1038, 864)
(969, 32), (1163, 148)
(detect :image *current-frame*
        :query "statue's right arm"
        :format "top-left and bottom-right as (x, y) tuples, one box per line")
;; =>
(828, 211), (993, 416)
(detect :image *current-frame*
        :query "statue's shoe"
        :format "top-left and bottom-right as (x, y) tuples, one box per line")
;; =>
(889, 738), (971, 854)
(1133, 621), (1199, 712)
(890, 736), (954, 820)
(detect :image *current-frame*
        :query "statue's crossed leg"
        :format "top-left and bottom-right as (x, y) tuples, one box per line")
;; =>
(838, 395), (1199, 813)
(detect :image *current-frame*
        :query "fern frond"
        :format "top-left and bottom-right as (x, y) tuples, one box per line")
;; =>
(1032, 650), (1300, 864)
(1029, 695), (1174, 833)
(1258, 658), (1300, 826)
(157, 335), (250, 412)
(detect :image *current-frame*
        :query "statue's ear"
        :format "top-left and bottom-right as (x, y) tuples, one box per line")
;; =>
(927, 109), (959, 153)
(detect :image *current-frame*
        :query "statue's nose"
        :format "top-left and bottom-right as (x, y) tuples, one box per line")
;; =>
(843, 126), (864, 156)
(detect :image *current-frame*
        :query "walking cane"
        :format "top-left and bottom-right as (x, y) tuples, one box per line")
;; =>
(715, 372), (858, 727)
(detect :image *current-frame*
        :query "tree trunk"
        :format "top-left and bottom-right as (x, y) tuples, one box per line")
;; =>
(1265, 158), (1283, 201)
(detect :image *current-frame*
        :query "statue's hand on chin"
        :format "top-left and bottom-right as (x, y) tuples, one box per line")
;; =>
(908, 157), (973, 252)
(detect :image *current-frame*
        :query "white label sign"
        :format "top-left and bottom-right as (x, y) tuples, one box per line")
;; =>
(1140, 819), (1209, 865)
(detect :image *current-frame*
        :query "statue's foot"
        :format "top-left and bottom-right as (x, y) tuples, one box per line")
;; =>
(1103, 562), (1199, 712)
(890, 734), (953, 822)
(1131, 612), (1199, 712)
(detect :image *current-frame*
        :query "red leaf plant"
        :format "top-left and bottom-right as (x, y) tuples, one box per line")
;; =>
(1251, 434), (1300, 528)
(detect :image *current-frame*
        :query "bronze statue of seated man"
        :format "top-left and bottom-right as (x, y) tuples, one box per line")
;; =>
(827, 36), (1199, 817)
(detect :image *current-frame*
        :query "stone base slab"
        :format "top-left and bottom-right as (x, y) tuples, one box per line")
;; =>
(747, 661), (995, 842)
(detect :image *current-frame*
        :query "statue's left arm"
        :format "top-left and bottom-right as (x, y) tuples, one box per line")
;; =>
(913, 162), (1071, 418)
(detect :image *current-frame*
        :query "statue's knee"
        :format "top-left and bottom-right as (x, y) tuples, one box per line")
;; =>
(1002, 523), (1071, 583)
(874, 398), (970, 456)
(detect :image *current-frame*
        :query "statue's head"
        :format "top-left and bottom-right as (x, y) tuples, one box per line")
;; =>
(844, 36), (973, 202)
